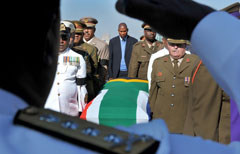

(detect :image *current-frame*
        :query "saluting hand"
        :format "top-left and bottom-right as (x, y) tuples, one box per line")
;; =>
(115, 0), (214, 40)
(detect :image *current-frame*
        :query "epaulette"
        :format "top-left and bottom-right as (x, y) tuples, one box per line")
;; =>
(155, 41), (164, 48)
(14, 106), (159, 154)
(133, 41), (143, 47)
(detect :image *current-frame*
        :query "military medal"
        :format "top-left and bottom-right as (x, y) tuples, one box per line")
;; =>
(70, 56), (73, 65)
(77, 57), (79, 63)
(184, 77), (190, 86)
(63, 56), (67, 65)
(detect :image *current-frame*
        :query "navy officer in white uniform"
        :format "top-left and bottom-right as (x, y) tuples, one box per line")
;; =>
(45, 21), (87, 116)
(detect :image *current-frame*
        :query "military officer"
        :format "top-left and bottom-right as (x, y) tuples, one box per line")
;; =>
(80, 17), (109, 92)
(72, 20), (98, 75)
(183, 61), (230, 144)
(72, 20), (98, 102)
(149, 38), (200, 134)
(44, 22), (87, 116)
(128, 23), (164, 80)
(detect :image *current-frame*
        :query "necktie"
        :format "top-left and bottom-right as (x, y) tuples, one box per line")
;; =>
(150, 45), (154, 50)
(173, 59), (179, 74)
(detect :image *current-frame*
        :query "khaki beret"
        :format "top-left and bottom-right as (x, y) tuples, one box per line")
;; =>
(79, 17), (98, 28)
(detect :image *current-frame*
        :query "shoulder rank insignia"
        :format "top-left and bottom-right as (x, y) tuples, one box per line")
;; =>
(164, 57), (168, 62)
(14, 106), (160, 154)
(158, 72), (163, 77)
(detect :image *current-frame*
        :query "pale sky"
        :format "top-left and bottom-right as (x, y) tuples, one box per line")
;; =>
(61, 0), (239, 41)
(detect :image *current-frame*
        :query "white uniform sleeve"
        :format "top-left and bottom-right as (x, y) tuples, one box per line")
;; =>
(191, 11), (240, 111)
(76, 55), (87, 112)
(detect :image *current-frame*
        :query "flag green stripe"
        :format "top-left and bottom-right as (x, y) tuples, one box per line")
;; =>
(99, 81), (148, 127)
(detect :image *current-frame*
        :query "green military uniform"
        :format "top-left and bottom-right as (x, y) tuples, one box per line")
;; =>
(72, 20), (99, 102)
(128, 40), (163, 80)
(73, 43), (98, 102)
(74, 43), (98, 75)
(80, 17), (109, 93)
(149, 54), (200, 133)
(183, 62), (230, 144)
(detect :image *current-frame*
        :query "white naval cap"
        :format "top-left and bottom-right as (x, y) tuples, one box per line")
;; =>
(61, 20), (75, 33)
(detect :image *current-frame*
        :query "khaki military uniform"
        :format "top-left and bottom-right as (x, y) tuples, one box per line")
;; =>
(128, 40), (163, 80)
(85, 36), (109, 92)
(149, 54), (200, 133)
(183, 62), (230, 144)
(73, 43), (98, 102)
(74, 43), (98, 75)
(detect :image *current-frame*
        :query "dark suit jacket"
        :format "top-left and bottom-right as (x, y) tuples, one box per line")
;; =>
(108, 35), (138, 78)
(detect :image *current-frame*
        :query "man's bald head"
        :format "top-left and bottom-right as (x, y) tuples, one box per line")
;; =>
(118, 23), (128, 39)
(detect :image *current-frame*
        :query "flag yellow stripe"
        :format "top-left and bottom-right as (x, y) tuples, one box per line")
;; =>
(107, 79), (148, 84)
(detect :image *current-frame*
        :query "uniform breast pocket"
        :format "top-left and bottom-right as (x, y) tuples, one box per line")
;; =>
(138, 56), (149, 71)
(138, 56), (149, 64)
(65, 64), (78, 76)
(58, 65), (68, 74)
(156, 76), (165, 95)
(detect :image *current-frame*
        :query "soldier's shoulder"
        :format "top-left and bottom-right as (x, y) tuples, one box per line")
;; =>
(73, 45), (86, 52)
(187, 53), (201, 62)
(153, 55), (168, 65)
(70, 49), (85, 58)
(82, 43), (97, 51)
(94, 37), (108, 46)
(155, 41), (164, 49)
(133, 41), (145, 48)
(157, 54), (169, 61)
(14, 106), (159, 154)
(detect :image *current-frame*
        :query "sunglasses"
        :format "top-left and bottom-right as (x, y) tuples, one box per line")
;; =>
(60, 34), (70, 41)
(144, 28), (156, 32)
(168, 42), (186, 48)
(75, 32), (84, 36)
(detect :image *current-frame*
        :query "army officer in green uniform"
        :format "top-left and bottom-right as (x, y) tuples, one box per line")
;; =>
(149, 38), (200, 134)
(128, 23), (163, 80)
(72, 20), (99, 102)
(183, 61), (230, 144)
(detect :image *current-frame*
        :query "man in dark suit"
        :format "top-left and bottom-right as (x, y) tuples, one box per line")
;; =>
(108, 23), (138, 79)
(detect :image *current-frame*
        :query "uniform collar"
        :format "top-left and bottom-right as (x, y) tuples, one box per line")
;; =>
(0, 88), (28, 115)
(83, 36), (95, 44)
(145, 40), (156, 49)
(59, 47), (71, 55)
(169, 54), (185, 65)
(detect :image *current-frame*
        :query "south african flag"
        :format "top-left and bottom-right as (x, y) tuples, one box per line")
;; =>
(80, 78), (151, 127)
